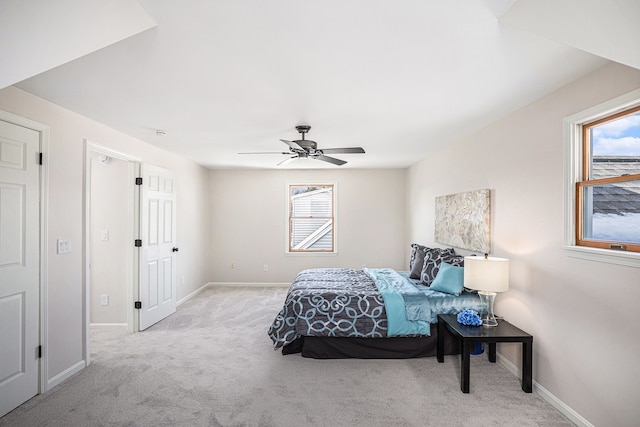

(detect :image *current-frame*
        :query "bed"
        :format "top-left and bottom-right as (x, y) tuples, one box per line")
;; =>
(268, 256), (485, 359)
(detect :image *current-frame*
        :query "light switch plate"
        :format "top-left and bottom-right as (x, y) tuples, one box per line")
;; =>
(57, 239), (71, 254)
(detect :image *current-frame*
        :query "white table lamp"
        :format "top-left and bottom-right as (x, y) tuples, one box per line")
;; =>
(463, 254), (509, 327)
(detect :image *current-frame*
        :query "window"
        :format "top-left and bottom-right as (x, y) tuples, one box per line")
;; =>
(564, 88), (640, 266)
(577, 106), (640, 252)
(287, 184), (335, 253)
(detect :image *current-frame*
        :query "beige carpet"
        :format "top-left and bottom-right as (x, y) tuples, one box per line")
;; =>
(0, 286), (573, 426)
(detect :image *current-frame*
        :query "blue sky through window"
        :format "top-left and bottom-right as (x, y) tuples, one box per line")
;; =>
(592, 112), (640, 156)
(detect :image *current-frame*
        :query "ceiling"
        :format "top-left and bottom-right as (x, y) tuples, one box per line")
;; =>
(4, 0), (639, 170)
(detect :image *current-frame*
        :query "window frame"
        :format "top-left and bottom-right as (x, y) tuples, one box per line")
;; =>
(285, 182), (338, 255)
(563, 88), (640, 268)
(576, 104), (640, 253)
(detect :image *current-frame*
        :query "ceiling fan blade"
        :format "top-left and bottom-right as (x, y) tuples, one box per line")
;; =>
(238, 151), (290, 155)
(316, 154), (346, 166)
(277, 156), (297, 166)
(280, 139), (304, 150)
(319, 147), (365, 154)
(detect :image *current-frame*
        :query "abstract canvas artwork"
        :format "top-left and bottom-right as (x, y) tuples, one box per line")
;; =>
(434, 189), (491, 253)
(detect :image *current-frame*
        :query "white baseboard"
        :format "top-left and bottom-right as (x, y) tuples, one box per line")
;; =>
(206, 281), (291, 288)
(89, 323), (127, 330)
(496, 353), (593, 427)
(177, 282), (291, 307)
(534, 381), (594, 427)
(495, 352), (519, 376)
(177, 282), (210, 306)
(47, 360), (85, 391)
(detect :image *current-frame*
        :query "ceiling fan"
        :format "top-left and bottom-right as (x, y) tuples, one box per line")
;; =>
(240, 125), (365, 166)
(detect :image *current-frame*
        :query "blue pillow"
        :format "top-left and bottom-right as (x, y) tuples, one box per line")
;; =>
(429, 262), (464, 296)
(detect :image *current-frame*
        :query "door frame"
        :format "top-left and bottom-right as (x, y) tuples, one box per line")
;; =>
(83, 141), (140, 366)
(0, 109), (49, 394)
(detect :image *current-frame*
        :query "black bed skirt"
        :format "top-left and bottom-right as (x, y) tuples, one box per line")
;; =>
(282, 325), (460, 359)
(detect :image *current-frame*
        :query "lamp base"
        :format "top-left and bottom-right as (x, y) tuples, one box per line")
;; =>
(478, 291), (498, 327)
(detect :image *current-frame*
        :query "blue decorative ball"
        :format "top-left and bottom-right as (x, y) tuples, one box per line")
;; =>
(457, 309), (482, 326)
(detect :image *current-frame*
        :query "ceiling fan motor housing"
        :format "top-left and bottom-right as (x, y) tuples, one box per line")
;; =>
(295, 124), (311, 135)
(293, 140), (317, 151)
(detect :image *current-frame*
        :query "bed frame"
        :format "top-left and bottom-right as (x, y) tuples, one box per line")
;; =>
(282, 327), (461, 359)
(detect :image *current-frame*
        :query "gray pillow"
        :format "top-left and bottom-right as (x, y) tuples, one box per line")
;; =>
(409, 243), (428, 271)
(420, 252), (463, 285)
(409, 245), (454, 280)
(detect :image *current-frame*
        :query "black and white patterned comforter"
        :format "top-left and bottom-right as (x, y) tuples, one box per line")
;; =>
(268, 268), (390, 349)
(268, 267), (485, 350)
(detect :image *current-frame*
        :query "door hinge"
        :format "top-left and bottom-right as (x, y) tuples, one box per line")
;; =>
(37, 345), (42, 359)
(134, 301), (142, 309)
(39, 152), (43, 165)
(135, 177), (143, 185)
(135, 239), (142, 247)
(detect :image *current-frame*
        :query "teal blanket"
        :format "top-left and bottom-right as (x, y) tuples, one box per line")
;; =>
(364, 268), (431, 336)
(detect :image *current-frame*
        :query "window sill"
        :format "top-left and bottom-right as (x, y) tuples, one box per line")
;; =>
(564, 245), (640, 268)
(285, 251), (338, 257)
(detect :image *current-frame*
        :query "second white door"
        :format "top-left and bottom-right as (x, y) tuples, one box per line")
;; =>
(139, 164), (177, 330)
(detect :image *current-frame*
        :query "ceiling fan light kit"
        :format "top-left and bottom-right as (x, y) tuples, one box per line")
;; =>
(240, 125), (365, 166)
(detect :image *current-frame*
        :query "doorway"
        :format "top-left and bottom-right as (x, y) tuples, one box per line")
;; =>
(84, 142), (139, 365)
(83, 143), (178, 361)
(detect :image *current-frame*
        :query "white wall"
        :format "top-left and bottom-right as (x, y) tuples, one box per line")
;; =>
(0, 86), (211, 386)
(89, 152), (128, 324)
(209, 169), (406, 283)
(406, 62), (640, 427)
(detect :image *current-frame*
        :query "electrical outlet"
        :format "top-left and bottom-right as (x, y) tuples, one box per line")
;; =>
(231, 263), (235, 269)
(263, 264), (268, 272)
(100, 295), (109, 306)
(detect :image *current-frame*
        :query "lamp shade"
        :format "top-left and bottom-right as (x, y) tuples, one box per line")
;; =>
(463, 256), (509, 293)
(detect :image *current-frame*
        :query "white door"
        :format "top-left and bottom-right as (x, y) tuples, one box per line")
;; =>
(139, 164), (177, 330)
(0, 119), (40, 417)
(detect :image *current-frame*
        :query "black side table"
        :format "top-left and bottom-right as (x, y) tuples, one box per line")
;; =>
(437, 314), (533, 393)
